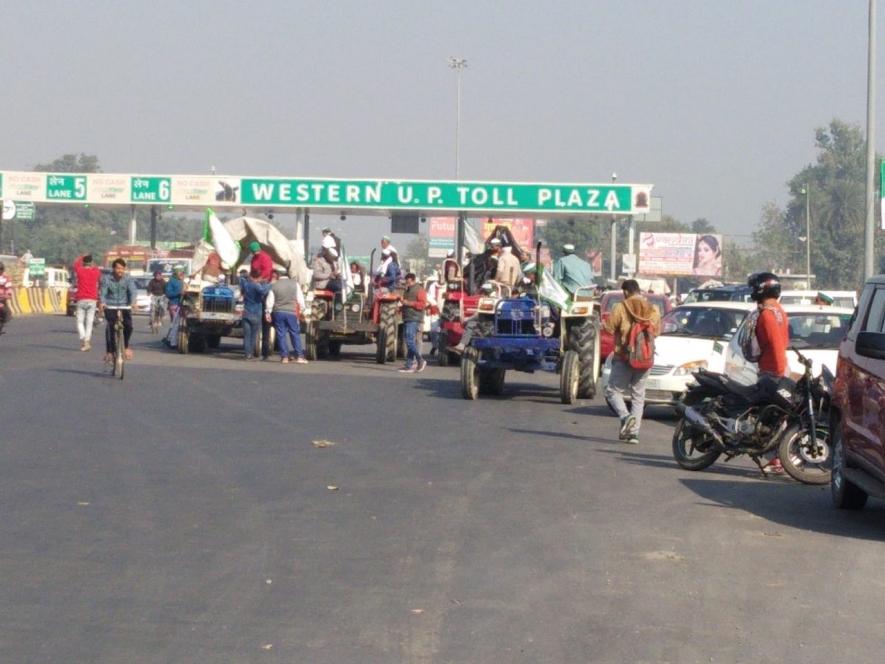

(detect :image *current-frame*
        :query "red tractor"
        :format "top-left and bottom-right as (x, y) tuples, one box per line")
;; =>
(436, 225), (529, 366)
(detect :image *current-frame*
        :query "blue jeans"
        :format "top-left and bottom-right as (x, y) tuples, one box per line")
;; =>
(273, 312), (304, 359)
(404, 320), (423, 367)
(242, 315), (260, 357)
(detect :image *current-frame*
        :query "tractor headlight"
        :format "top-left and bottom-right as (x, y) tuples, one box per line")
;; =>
(351, 304), (360, 313)
(674, 360), (708, 376)
(542, 323), (555, 337)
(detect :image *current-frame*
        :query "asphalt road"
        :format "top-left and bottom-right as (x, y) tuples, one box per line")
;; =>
(2, 315), (885, 663)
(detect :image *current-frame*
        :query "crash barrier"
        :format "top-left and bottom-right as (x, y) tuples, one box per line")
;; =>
(5, 287), (67, 316)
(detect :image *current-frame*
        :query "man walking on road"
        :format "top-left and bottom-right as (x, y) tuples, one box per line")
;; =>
(399, 272), (427, 373)
(239, 268), (271, 360)
(265, 268), (308, 364)
(553, 244), (595, 295)
(73, 254), (102, 351)
(603, 279), (660, 444)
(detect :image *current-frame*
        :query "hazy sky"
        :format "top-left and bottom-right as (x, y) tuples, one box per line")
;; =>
(0, 0), (881, 245)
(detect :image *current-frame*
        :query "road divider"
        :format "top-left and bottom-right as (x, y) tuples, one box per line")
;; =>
(6, 287), (68, 316)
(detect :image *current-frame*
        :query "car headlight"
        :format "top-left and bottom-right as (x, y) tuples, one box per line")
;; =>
(673, 360), (708, 376)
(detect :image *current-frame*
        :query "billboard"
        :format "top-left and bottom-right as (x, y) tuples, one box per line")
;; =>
(428, 216), (457, 258)
(639, 233), (723, 276)
(481, 218), (535, 252)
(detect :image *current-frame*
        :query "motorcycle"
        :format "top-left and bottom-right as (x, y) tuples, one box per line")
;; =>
(672, 347), (832, 484)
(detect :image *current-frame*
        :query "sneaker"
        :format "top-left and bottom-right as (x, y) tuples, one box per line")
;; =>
(84, 341), (91, 351)
(398, 366), (416, 373)
(625, 434), (639, 445)
(416, 359), (427, 373)
(295, 357), (309, 365)
(619, 415), (636, 440)
(281, 357), (290, 364)
(79, 341), (87, 351)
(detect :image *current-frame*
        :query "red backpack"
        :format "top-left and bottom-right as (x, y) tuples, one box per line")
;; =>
(626, 319), (656, 370)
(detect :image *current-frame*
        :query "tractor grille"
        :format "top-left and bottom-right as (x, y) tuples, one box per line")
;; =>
(495, 300), (539, 337)
(202, 296), (235, 314)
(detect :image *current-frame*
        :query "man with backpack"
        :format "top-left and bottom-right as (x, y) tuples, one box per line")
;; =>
(604, 279), (661, 444)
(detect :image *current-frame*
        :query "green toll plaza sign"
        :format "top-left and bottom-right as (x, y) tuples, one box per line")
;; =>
(240, 178), (643, 214)
(0, 170), (653, 216)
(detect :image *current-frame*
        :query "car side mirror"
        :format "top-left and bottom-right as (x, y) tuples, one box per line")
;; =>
(856, 331), (885, 360)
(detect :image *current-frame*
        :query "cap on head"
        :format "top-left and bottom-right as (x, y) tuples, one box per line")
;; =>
(382, 235), (391, 242)
(563, 243), (575, 253)
(249, 241), (261, 253)
(816, 291), (834, 305)
(322, 227), (332, 234)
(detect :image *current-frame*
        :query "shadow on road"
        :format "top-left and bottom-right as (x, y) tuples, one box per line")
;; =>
(50, 367), (111, 378)
(680, 477), (885, 541)
(602, 448), (769, 480)
(505, 427), (619, 446)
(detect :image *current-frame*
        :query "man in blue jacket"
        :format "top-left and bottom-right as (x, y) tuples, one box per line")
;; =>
(164, 269), (185, 322)
(240, 268), (271, 359)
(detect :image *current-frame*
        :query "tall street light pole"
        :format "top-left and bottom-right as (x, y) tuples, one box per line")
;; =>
(801, 184), (812, 288)
(449, 57), (467, 263)
(865, 0), (877, 279)
(448, 57), (467, 179)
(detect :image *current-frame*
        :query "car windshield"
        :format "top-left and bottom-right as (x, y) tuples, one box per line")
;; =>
(661, 306), (747, 339)
(604, 294), (668, 316)
(788, 313), (852, 349)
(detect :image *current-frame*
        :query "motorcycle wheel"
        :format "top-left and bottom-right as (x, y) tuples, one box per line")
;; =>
(777, 423), (831, 485)
(671, 419), (720, 471)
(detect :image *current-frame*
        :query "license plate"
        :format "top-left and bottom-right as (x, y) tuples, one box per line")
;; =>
(200, 312), (233, 321)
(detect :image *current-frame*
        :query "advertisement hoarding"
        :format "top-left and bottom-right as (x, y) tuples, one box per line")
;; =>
(639, 233), (723, 276)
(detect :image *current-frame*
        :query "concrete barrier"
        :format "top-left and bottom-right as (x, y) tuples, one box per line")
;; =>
(5, 287), (68, 316)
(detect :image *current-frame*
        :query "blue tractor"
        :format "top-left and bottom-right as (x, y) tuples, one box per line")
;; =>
(460, 277), (600, 403)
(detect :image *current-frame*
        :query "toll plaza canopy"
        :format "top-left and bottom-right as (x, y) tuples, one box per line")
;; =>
(0, 170), (653, 218)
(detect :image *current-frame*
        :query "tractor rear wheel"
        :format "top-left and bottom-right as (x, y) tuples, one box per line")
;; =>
(376, 302), (398, 363)
(479, 368), (506, 396)
(569, 316), (600, 399)
(461, 350), (480, 400)
(560, 350), (580, 404)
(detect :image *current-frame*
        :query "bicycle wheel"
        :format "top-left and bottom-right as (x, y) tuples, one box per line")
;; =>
(115, 323), (125, 380)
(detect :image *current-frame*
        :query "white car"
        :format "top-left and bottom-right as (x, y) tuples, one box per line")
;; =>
(601, 301), (755, 407)
(725, 305), (854, 385)
(779, 290), (857, 308)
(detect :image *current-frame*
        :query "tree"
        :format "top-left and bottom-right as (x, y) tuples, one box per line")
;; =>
(691, 218), (717, 234)
(784, 119), (870, 289)
(403, 235), (429, 260)
(34, 153), (101, 173)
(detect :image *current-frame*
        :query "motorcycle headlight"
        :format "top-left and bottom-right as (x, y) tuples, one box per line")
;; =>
(673, 360), (708, 376)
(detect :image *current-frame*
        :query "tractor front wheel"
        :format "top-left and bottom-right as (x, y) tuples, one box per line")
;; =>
(560, 349), (580, 404)
(461, 350), (480, 400)
(569, 316), (600, 399)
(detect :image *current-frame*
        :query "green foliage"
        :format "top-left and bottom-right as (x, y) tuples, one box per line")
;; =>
(33, 153), (101, 173)
(403, 235), (429, 260)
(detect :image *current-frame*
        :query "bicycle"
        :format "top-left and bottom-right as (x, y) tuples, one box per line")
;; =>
(150, 295), (166, 334)
(105, 305), (131, 380)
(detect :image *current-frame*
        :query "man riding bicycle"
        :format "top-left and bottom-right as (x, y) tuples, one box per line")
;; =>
(99, 258), (137, 362)
(146, 270), (167, 325)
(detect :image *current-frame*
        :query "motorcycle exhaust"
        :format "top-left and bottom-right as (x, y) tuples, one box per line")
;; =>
(682, 406), (726, 450)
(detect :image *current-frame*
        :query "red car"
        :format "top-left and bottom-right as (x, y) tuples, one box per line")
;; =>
(831, 277), (885, 510)
(598, 291), (673, 360)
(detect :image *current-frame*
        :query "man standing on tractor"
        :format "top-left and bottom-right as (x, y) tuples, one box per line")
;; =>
(381, 235), (398, 258)
(603, 279), (660, 445)
(375, 247), (401, 292)
(495, 245), (522, 289)
(398, 272), (428, 374)
(443, 250), (460, 284)
(554, 243), (595, 295)
(249, 241), (274, 282)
